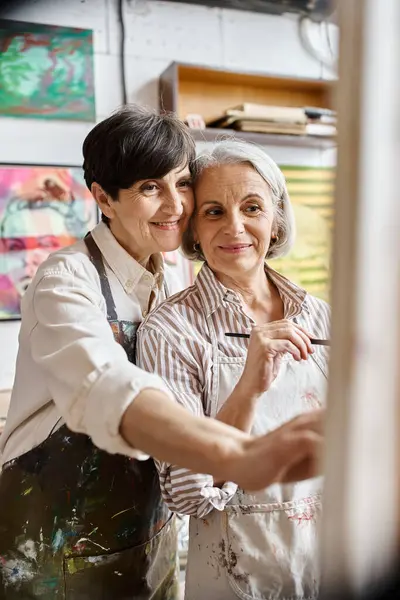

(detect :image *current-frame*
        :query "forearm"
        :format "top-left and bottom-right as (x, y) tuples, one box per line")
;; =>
(215, 380), (259, 433)
(120, 388), (249, 480)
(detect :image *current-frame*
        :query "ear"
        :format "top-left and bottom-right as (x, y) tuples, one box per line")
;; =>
(270, 217), (279, 242)
(91, 183), (115, 221)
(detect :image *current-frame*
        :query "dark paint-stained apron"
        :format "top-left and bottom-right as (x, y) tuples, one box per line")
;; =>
(0, 233), (178, 599)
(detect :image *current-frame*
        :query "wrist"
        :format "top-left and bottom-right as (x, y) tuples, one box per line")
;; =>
(235, 376), (261, 404)
(211, 433), (249, 483)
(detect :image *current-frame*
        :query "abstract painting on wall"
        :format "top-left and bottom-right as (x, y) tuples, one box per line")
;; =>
(0, 165), (97, 320)
(0, 20), (95, 120)
(272, 165), (335, 302)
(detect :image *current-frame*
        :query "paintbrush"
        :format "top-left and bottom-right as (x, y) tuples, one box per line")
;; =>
(225, 332), (330, 346)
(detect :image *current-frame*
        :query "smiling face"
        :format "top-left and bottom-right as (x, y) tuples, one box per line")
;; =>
(93, 164), (194, 262)
(1, 207), (75, 285)
(193, 163), (276, 279)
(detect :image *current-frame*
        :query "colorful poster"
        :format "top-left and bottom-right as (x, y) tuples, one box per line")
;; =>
(273, 166), (335, 302)
(0, 165), (97, 320)
(0, 20), (95, 120)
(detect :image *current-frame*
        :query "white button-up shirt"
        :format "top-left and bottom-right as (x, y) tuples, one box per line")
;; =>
(0, 222), (185, 467)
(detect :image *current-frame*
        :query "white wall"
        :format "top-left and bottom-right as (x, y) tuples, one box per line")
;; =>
(0, 0), (337, 391)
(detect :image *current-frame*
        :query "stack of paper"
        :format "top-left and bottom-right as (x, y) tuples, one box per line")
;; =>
(208, 103), (336, 137)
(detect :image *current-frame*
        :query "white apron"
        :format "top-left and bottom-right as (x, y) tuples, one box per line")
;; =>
(184, 317), (327, 600)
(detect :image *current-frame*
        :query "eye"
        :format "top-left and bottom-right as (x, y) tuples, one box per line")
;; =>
(177, 179), (192, 189)
(140, 183), (159, 193)
(4, 238), (25, 251)
(245, 204), (261, 214)
(205, 207), (223, 217)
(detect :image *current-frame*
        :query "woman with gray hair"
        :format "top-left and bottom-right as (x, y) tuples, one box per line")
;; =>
(137, 139), (329, 600)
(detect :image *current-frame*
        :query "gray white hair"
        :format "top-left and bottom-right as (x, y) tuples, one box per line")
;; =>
(182, 138), (296, 262)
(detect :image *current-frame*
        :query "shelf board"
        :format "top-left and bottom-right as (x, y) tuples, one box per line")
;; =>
(190, 128), (336, 149)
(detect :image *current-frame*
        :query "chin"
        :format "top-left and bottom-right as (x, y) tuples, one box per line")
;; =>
(157, 239), (182, 254)
(216, 257), (258, 274)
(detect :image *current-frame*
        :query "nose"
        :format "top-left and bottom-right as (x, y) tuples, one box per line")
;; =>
(163, 187), (183, 216)
(223, 211), (245, 237)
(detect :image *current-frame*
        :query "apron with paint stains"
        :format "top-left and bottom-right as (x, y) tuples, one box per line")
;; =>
(0, 233), (178, 600)
(185, 313), (327, 600)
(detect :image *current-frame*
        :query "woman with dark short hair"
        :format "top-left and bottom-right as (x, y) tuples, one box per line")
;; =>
(0, 106), (325, 599)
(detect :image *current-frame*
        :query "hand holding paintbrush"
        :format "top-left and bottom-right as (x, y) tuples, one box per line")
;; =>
(230, 320), (327, 399)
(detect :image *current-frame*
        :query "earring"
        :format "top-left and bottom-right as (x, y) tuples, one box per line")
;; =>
(271, 233), (279, 243)
(193, 242), (201, 253)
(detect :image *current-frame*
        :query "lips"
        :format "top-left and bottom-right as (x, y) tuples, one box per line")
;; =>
(218, 243), (252, 253)
(150, 220), (181, 230)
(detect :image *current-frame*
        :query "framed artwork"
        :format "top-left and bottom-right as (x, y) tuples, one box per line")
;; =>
(0, 20), (95, 121)
(273, 165), (335, 302)
(0, 165), (97, 320)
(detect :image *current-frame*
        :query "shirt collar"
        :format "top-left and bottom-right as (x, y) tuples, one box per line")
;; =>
(195, 262), (309, 318)
(195, 263), (228, 316)
(266, 266), (309, 317)
(90, 222), (165, 293)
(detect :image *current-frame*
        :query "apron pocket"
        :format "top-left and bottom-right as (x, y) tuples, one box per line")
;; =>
(220, 497), (322, 600)
(63, 515), (178, 600)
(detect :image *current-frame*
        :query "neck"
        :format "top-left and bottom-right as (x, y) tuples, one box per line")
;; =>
(108, 222), (151, 268)
(216, 263), (271, 306)
(214, 262), (283, 323)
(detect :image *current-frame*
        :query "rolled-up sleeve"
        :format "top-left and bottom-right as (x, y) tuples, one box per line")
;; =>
(137, 325), (237, 518)
(30, 267), (173, 460)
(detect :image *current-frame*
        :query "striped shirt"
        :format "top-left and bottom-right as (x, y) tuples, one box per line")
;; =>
(136, 263), (330, 519)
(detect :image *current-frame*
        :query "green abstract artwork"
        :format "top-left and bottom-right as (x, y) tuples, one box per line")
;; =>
(0, 20), (95, 121)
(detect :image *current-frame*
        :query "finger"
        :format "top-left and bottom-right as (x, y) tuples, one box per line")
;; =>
(273, 321), (315, 353)
(259, 325), (312, 359)
(292, 327), (314, 355)
(281, 453), (322, 483)
(295, 324), (316, 339)
(268, 339), (301, 361)
(286, 330), (309, 360)
(277, 431), (324, 483)
(287, 410), (326, 435)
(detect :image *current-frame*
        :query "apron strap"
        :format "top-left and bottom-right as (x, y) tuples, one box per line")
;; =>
(84, 232), (118, 321)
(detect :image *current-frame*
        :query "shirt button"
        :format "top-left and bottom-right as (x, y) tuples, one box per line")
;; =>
(126, 279), (134, 291)
(142, 309), (148, 317)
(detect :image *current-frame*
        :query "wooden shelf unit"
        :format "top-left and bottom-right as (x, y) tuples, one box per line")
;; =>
(159, 62), (336, 148)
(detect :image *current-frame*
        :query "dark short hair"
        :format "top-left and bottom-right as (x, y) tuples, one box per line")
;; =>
(82, 105), (196, 224)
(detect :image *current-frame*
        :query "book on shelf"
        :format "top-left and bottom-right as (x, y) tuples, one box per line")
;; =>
(306, 122), (337, 136)
(206, 102), (336, 138)
(226, 103), (307, 124)
(234, 120), (307, 136)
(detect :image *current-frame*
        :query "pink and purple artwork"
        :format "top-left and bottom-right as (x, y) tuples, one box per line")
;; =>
(0, 165), (97, 320)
